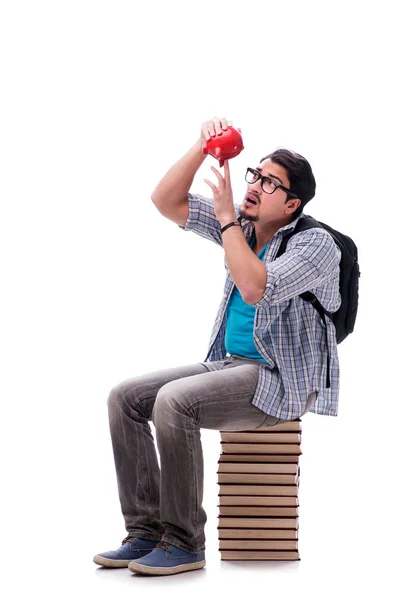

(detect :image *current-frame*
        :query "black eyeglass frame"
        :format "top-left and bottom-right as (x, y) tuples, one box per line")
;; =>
(245, 167), (298, 198)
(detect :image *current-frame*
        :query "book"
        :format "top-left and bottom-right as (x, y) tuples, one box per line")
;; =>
(236, 420), (302, 433)
(221, 443), (301, 455)
(218, 484), (298, 496)
(218, 463), (298, 474)
(218, 528), (298, 540)
(218, 454), (300, 463)
(218, 495), (299, 507)
(220, 432), (301, 444)
(218, 528), (298, 539)
(218, 506), (299, 517)
(220, 550), (299, 560)
(219, 539), (298, 550)
(218, 517), (298, 529)
(218, 473), (299, 485)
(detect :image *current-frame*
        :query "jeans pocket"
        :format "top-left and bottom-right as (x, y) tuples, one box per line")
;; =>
(255, 413), (282, 428)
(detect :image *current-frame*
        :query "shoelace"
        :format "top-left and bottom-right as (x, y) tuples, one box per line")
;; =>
(122, 535), (136, 545)
(156, 541), (172, 553)
(121, 536), (171, 553)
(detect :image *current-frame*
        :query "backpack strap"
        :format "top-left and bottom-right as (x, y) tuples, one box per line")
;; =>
(301, 292), (331, 388)
(276, 216), (322, 257)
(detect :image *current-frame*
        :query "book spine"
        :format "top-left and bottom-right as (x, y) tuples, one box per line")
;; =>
(218, 463), (298, 474)
(218, 517), (298, 528)
(218, 528), (298, 539)
(219, 540), (298, 550)
(218, 484), (298, 496)
(218, 454), (300, 463)
(220, 550), (300, 560)
(218, 495), (299, 507)
(221, 443), (302, 455)
(217, 473), (299, 485)
(218, 506), (299, 517)
(220, 432), (301, 443)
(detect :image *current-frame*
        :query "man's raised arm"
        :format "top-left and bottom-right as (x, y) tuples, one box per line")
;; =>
(151, 118), (229, 227)
(151, 140), (205, 226)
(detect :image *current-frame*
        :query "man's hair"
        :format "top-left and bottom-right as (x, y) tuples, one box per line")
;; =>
(260, 148), (316, 219)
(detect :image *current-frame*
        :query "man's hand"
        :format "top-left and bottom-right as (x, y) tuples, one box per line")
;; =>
(199, 116), (230, 144)
(204, 160), (237, 227)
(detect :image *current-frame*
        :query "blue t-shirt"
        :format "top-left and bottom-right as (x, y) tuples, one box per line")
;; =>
(224, 234), (270, 365)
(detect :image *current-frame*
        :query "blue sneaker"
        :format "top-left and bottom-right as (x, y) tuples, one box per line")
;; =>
(128, 540), (206, 576)
(93, 536), (160, 568)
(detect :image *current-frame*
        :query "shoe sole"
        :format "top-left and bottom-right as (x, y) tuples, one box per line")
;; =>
(93, 555), (132, 568)
(128, 560), (206, 575)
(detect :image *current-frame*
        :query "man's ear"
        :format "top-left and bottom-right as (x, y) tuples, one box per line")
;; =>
(286, 198), (301, 214)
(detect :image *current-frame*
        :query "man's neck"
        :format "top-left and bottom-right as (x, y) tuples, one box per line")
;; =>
(253, 216), (295, 249)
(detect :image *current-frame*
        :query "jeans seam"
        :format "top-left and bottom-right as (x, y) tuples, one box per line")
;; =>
(119, 387), (153, 509)
(188, 421), (196, 529)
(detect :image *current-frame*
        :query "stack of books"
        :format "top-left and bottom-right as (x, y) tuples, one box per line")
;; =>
(217, 418), (302, 561)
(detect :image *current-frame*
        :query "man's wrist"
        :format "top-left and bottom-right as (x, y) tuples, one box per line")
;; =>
(218, 214), (238, 228)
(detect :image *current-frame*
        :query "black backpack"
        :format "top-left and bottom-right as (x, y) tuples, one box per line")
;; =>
(275, 216), (360, 388)
(276, 215), (360, 343)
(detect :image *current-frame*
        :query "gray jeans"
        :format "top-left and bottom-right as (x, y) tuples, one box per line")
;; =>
(107, 354), (314, 554)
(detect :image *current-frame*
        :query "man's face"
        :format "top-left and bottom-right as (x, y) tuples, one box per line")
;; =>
(238, 158), (300, 224)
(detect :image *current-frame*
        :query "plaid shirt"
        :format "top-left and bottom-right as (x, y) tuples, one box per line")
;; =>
(178, 192), (342, 419)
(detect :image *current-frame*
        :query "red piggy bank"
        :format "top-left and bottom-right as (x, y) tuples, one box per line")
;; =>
(202, 126), (244, 167)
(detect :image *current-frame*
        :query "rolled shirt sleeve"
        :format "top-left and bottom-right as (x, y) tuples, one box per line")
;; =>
(178, 192), (242, 247)
(254, 228), (341, 309)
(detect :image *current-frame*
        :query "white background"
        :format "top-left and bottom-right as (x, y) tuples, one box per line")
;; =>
(1, 1), (399, 598)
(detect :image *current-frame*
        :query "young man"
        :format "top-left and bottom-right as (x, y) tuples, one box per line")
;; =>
(93, 117), (341, 576)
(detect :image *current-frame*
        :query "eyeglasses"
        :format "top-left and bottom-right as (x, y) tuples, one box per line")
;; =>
(245, 167), (298, 198)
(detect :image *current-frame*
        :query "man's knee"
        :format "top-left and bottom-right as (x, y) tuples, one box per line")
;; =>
(152, 381), (189, 426)
(107, 384), (125, 414)
(107, 381), (140, 415)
